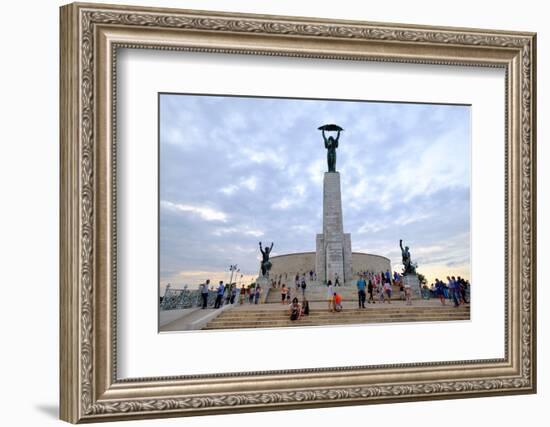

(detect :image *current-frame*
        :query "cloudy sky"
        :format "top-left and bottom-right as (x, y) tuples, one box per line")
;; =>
(159, 93), (470, 291)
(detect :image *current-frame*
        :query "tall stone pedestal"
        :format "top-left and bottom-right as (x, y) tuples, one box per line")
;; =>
(315, 172), (352, 285)
(255, 275), (271, 303)
(402, 274), (421, 299)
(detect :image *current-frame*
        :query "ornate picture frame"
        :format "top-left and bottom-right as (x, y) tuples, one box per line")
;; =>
(60, 2), (536, 423)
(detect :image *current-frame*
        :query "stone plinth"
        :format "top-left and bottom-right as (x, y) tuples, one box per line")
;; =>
(315, 172), (352, 284)
(255, 275), (271, 303)
(402, 274), (421, 299)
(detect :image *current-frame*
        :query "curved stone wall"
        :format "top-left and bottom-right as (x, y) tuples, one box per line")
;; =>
(269, 251), (391, 284)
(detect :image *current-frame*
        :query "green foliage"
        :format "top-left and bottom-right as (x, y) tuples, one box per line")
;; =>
(417, 272), (428, 285)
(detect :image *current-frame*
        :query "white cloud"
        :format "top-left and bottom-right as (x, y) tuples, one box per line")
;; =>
(291, 224), (314, 234)
(212, 225), (264, 237)
(223, 111), (248, 131)
(220, 184), (238, 195)
(307, 158), (326, 185)
(357, 221), (387, 234)
(271, 197), (295, 210)
(161, 200), (228, 222)
(240, 176), (258, 191)
(293, 184), (306, 196)
(239, 146), (286, 168)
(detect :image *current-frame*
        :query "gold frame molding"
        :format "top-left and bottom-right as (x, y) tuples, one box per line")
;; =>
(60, 2), (537, 423)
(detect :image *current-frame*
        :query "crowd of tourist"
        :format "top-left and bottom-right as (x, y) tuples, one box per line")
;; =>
(270, 270), (318, 288)
(196, 269), (470, 322)
(198, 280), (264, 309)
(354, 270), (406, 306)
(429, 276), (470, 307)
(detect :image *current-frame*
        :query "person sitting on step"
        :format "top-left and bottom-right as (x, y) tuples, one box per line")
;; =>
(333, 292), (343, 312)
(301, 298), (310, 316)
(288, 297), (302, 321)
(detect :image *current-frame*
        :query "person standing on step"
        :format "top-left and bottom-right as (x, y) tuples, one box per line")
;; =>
(367, 278), (375, 304)
(435, 279), (446, 305)
(399, 282), (406, 301)
(200, 279), (210, 309)
(230, 284), (237, 304)
(404, 283), (413, 305)
(384, 278), (392, 304)
(239, 285), (246, 304)
(281, 284), (288, 304)
(378, 277), (386, 303)
(335, 273), (341, 287)
(448, 276), (460, 307)
(254, 284), (261, 304)
(460, 279), (469, 304)
(214, 281), (225, 309)
(457, 276), (467, 304)
(301, 276), (307, 297)
(327, 280), (335, 312)
(225, 284), (232, 305)
(356, 274), (367, 309)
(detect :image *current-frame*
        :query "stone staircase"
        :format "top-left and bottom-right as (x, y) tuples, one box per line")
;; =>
(202, 304), (470, 330)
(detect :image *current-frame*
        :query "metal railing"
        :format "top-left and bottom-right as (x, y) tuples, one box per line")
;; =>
(160, 285), (217, 311)
(160, 285), (244, 310)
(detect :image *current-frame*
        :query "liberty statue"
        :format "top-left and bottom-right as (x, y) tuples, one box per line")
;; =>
(400, 239), (417, 275)
(259, 242), (274, 277)
(318, 124), (343, 172)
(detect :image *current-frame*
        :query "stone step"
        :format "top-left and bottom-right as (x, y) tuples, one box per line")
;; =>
(207, 309), (469, 319)
(207, 311), (469, 321)
(205, 307), (469, 328)
(226, 304), (468, 310)
(206, 318), (469, 328)
(217, 306), (469, 315)
(204, 315), (470, 329)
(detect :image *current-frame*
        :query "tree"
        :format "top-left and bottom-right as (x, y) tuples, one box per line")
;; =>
(417, 272), (428, 286)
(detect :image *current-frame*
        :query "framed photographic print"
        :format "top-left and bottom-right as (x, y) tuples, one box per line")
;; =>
(60, 2), (537, 423)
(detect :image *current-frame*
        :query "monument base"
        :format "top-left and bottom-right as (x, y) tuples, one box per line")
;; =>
(402, 274), (421, 299)
(255, 275), (271, 303)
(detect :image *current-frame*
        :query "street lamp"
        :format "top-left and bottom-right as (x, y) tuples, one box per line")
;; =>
(228, 264), (238, 286)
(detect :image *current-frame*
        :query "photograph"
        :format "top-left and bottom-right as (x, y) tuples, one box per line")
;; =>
(158, 93), (472, 331)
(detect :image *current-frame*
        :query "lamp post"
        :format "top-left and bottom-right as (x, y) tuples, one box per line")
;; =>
(228, 264), (238, 287)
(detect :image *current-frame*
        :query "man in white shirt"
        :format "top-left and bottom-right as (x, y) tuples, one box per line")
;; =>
(200, 279), (210, 309)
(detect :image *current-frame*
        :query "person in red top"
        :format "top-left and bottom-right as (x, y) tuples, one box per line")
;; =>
(333, 292), (343, 312)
